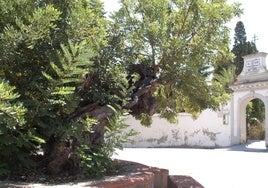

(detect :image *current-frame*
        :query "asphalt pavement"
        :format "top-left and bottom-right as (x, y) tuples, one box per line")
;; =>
(113, 140), (268, 188)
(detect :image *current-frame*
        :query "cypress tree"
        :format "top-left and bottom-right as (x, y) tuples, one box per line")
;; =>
(232, 21), (258, 76)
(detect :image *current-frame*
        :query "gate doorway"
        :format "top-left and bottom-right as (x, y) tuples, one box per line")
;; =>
(230, 52), (268, 147)
(246, 98), (265, 141)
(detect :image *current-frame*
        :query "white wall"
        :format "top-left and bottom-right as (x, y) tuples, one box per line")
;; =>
(123, 106), (231, 148)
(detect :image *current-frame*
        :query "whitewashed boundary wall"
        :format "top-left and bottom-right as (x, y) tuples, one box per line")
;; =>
(123, 104), (231, 148)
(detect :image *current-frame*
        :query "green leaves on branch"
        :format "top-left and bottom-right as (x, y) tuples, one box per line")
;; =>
(0, 79), (25, 128)
(112, 0), (240, 120)
(43, 40), (94, 115)
(0, 79), (44, 176)
(43, 40), (93, 86)
(78, 105), (137, 177)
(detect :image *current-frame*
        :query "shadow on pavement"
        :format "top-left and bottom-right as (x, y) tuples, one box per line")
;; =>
(220, 140), (268, 153)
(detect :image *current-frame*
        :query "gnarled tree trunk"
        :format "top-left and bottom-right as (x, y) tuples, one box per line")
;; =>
(43, 64), (159, 175)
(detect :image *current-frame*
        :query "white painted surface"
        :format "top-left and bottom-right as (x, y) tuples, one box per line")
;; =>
(124, 108), (231, 148)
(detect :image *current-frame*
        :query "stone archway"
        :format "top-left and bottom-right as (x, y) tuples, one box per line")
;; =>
(230, 52), (268, 147)
(238, 93), (267, 143)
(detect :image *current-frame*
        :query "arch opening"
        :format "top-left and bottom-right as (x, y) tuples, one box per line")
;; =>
(246, 98), (265, 141)
(234, 92), (268, 148)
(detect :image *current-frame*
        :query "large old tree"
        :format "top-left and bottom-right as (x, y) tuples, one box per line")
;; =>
(0, 0), (240, 178)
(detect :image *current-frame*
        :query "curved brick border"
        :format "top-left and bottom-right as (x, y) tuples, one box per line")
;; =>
(0, 161), (204, 188)
(168, 175), (204, 188)
(87, 161), (169, 188)
(0, 161), (169, 188)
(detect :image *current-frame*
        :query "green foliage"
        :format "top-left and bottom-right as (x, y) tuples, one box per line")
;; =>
(42, 38), (135, 176)
(109, 0), (240, 121)
(232, 21), (258, 75)
(61, 117), (112, 178)
(247, 124), (265, 140)
(135, 113), (153, 127)
(246, 99), (265, 140)
(78, 144), (115, 178)
(0, 0), (241, 179)
(251, 99), (265, 123)
(213, 65), (236, 93)
(0, 0), (113, 177)
(105, 105), (138, 150)
(0, 79), (44, 177)
(43, 40), (93, 117)
(69, 107), (137, 178)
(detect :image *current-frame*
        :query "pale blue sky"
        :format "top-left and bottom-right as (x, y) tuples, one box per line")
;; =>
(103, 0), (268, 52)
(228, 0), (268, 52)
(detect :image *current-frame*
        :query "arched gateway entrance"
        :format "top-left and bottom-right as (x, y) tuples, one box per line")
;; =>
(230, 52), (268, 147)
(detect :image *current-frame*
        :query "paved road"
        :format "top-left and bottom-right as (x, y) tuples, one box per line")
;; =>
(113, 140), (268, 188)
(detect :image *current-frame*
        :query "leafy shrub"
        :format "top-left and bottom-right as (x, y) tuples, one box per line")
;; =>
(247, 123), (265, 140)
(0, 79), (44, 177)
(63, 108), (137, 178)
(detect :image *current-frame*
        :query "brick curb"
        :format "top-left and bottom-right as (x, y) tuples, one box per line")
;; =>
(168, 175), (204, 188)
(0, 161), (169, 188)
(0, 161), (204, 188)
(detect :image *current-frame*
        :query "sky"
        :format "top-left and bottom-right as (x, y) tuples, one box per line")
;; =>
(103, 0), (268, 52)
(228, 0), (268, 52)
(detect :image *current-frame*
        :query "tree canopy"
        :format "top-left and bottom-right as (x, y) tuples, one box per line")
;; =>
(108, 0), (241, 121)
(0, 0), (241, 179)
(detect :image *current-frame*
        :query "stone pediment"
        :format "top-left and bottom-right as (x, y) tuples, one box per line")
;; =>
(230, 80), (268, 91)
(235, 52), (268, 84)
